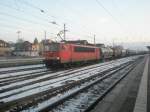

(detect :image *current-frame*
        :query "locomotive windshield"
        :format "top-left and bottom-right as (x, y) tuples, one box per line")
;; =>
(45, 43), (60, 51)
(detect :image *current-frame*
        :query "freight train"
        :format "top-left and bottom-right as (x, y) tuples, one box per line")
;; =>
(43, 41), (139, 67)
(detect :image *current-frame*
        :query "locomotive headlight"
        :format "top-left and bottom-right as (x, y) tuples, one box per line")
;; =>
(56, 57), (60, 60)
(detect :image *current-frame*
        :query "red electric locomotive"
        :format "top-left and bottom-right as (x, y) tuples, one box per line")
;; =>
(43, 42), (100, 67)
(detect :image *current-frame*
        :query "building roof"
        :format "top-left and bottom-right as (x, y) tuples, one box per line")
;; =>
(0, 39), (7, 43)
(0, 39), (9, 47)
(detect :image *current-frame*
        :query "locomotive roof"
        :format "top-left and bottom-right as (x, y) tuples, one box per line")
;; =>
(50, 42), (98, 48)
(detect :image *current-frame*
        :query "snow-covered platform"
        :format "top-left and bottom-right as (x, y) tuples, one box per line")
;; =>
(133, 56), (148, 112)
(91, 55), (149, 112)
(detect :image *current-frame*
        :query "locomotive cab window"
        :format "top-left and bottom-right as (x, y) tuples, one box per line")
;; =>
(45, 43), (60, 51)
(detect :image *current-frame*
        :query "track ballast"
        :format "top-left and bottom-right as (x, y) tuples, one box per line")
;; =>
(0, 56), (144, 112)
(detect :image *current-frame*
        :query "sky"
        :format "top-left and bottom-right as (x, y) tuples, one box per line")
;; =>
(0, 0), (150, 50)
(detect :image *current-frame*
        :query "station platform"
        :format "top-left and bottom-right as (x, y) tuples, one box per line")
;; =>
(133, 56), (148, 112)
(91, 55), (149, 112)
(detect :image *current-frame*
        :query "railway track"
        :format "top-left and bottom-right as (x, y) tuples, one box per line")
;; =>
(0, 55), (143, 112)
(0, 58), (44, 68)
(46, 61), (137, 112)
(0, 64), (46, 74)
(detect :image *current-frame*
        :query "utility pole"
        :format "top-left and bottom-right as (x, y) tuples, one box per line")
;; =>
(112, 39), (115, 48)
(17, 31), (21, 40)
(43, 31), (46, 53)
(64, 24), (66, 41)
(94, 34), (96, 45)
(44, 31), (46, 42)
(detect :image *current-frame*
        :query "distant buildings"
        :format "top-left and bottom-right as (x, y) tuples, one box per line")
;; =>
(0, 38), (106, 57)
(31, 40), (40, 56)
(0, 40), (11, 56)
(13, 38), (53, 57)
(39, 39), (53, 55)
(0, 38), (110, 57)
(14, 41), (32, 56)
(14, 40), (40, 57)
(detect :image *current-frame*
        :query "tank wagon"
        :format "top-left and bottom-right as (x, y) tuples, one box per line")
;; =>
(99, 47), (113, 59)
(126, 49), (137, 56)
(112, 46), (123, 58)
(121, 49), (127, 57)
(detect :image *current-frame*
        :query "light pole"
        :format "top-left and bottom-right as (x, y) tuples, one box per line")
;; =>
(17, 31), (21, 40)
(64, 24), (66, 41)
(94, 34), (96, 45)
(43, 30), (47, 53)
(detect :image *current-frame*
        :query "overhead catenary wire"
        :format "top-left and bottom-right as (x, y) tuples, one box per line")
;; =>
(59, 0), (97, 39)
(0, 20), (46, 33)
(14, 0), (20, 10)
(19, 0), (95, 41)
(0, 2), (63, 43)
(59, 0), (90, 30)
(0, 1), (64, 34)
(19, 0), (45, 13)
(95, 0), (122, 27)
(111, 0), (137, 43)
(0, 11), (49, 28)
(0, 0), (114, 43)
(0, 10), (63, 36)
(18, 0), (66, 23)
(0, 2), (61, 31)
(95, 0), (132, 43)
(0, 1), (102, 43)
(7, 2), (59, 25)
(58, 0), (112, 43)
(17, 0), (76, 40)
(18, 0), (101, 43)
(0, 14), (60, 42)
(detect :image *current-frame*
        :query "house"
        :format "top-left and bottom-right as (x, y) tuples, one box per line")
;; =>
(14, 39), (54, 57)
(39, 39), (53, 55)
(31, 43), (40, 56)
(14, 41), (32, 56)
(0, 39), (11, 56)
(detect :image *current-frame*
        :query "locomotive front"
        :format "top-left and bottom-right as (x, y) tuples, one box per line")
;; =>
(43, 43), (60, 67)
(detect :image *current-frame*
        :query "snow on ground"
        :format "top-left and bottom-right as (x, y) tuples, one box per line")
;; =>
(0, 56), (138, 103)
(0, 64), (45, 72)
